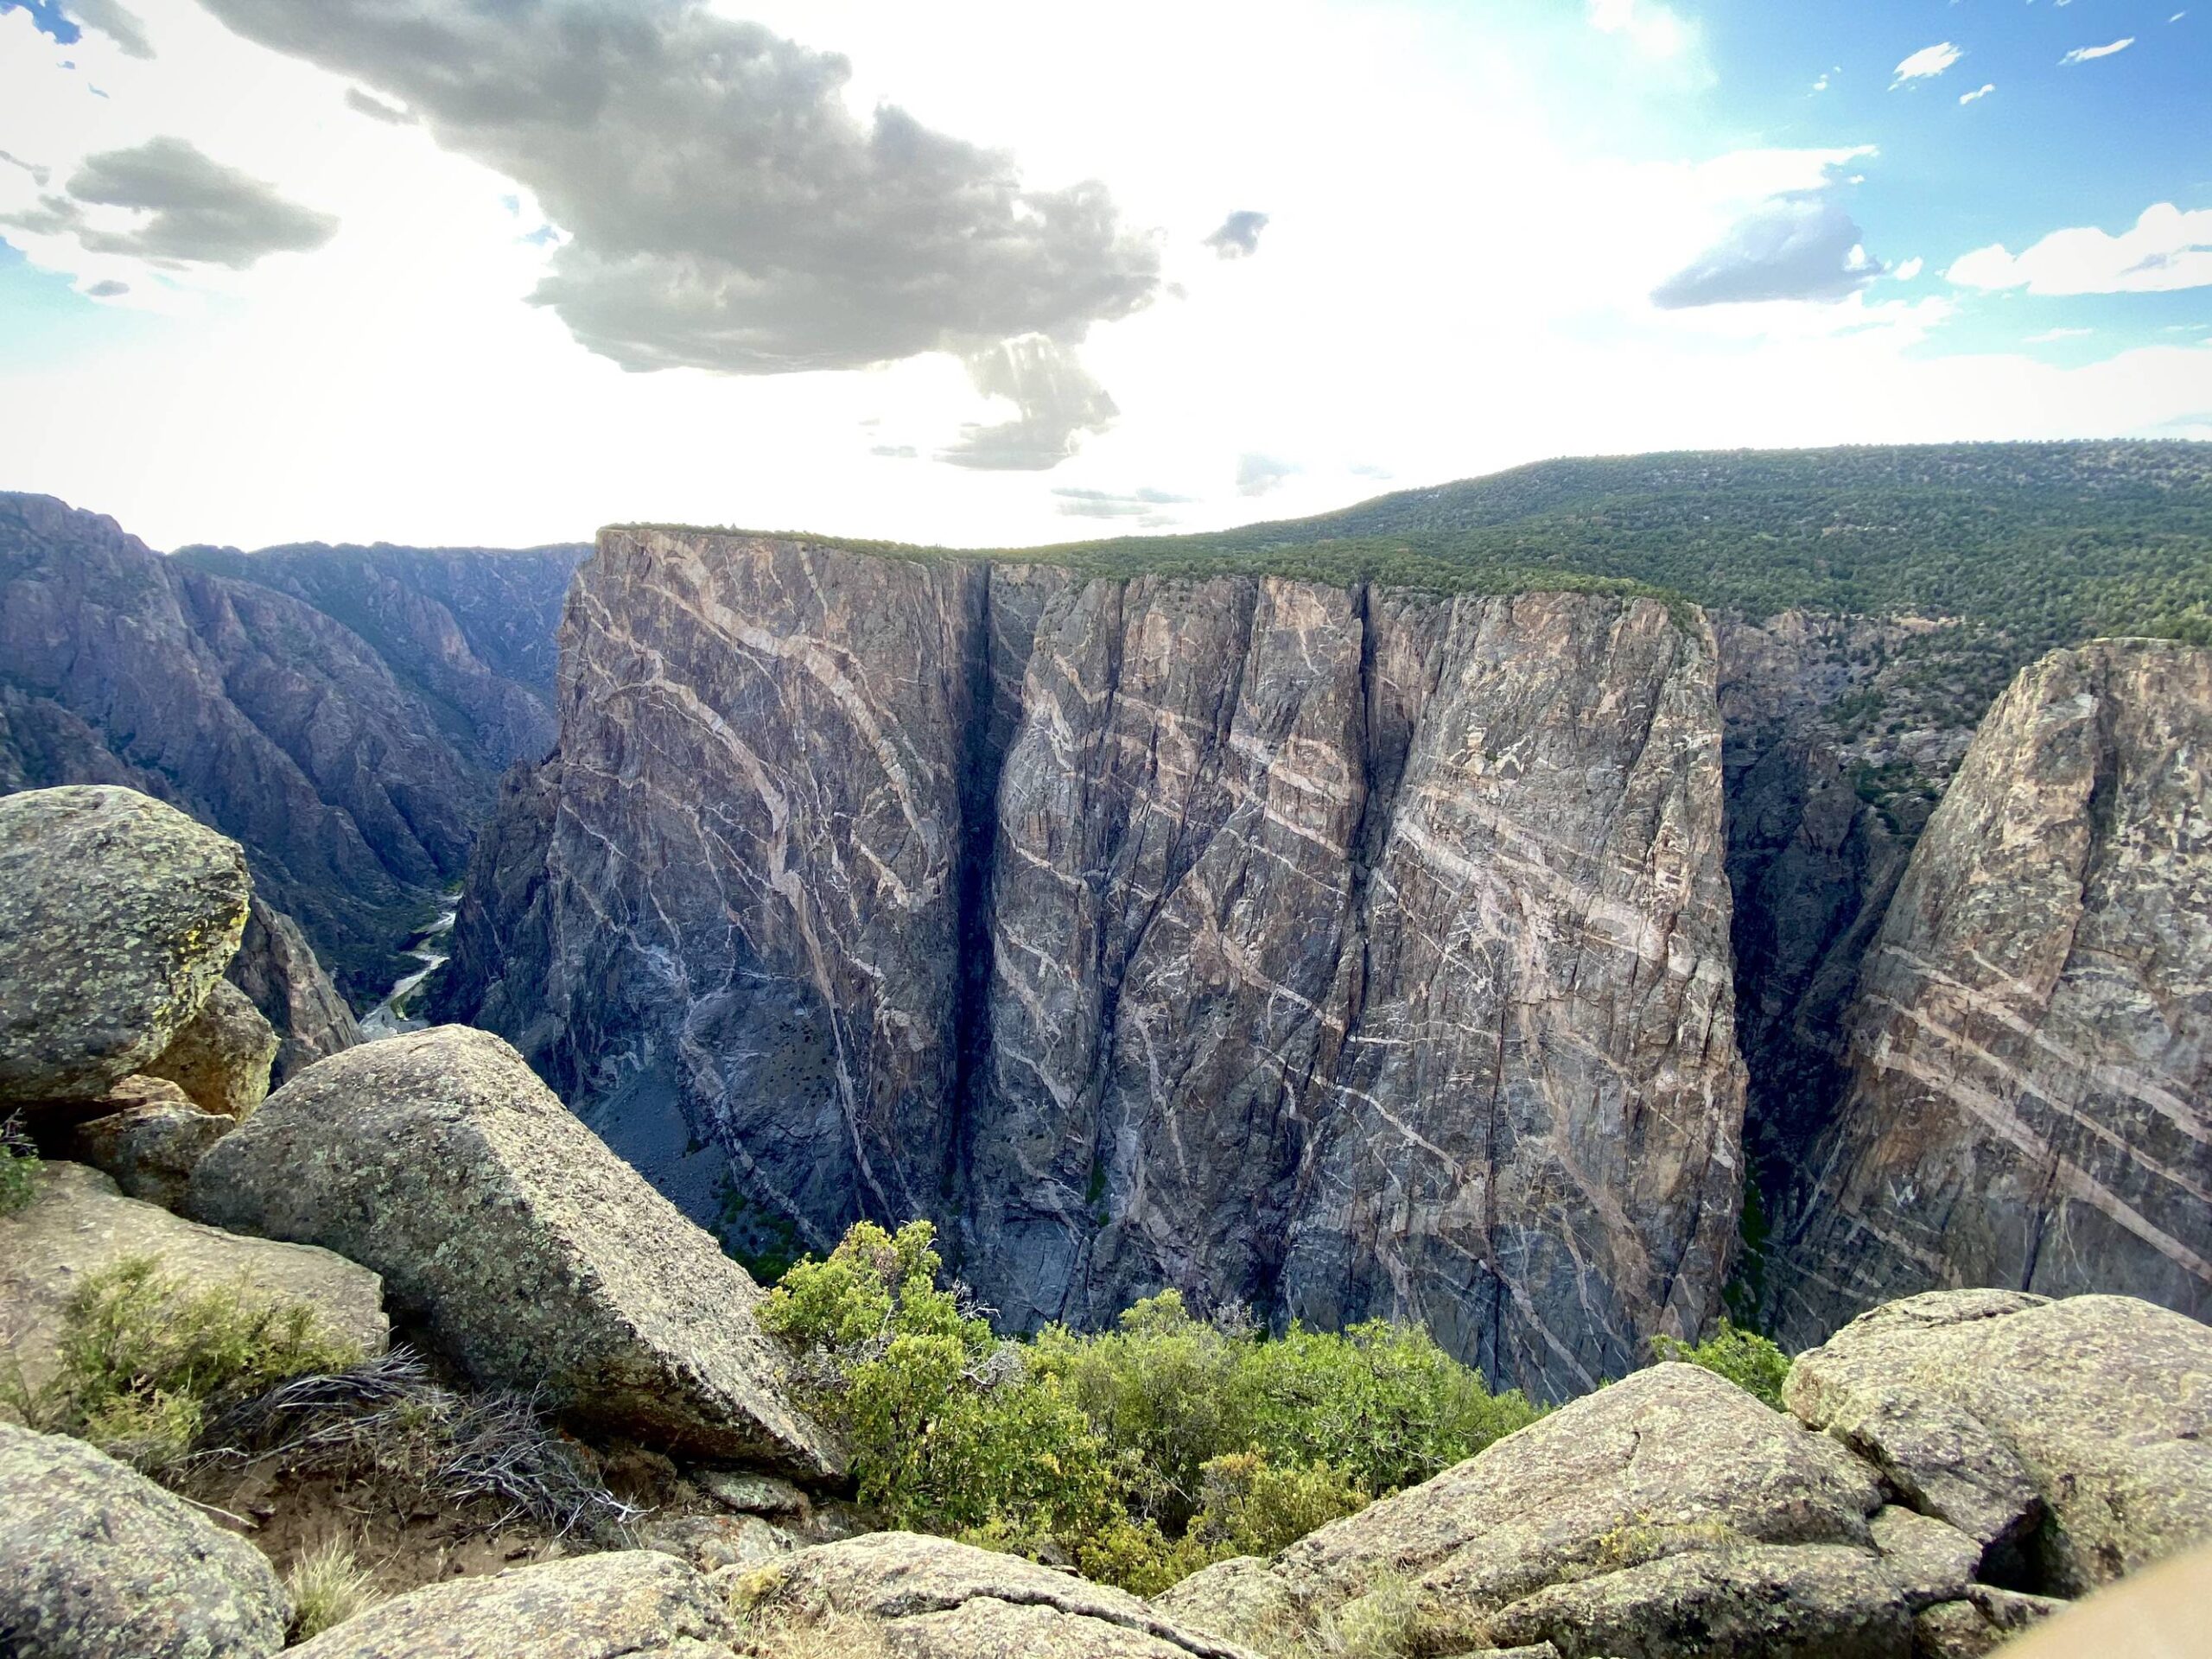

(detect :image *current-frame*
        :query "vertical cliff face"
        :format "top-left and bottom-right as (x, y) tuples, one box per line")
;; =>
(1773, 639), (2212, 1343)
(446, 531), (1747, 1397)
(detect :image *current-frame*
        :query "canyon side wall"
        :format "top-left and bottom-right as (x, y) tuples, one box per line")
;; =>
(442, 530), (1748, 1398)
(1771, 639), (2212, 1344)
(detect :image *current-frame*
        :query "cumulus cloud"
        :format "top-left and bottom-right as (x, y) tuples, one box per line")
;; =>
(1236, 453), (1298, 496)
(1052, 485), (1193, 520)
(1204, 210), (1270, 260)
(66, 0), (152, 57)
(1, 137), (337, 268)
(1892, 257), (1925, 282)
(1959, 83), (1996, 105)
(1652, 189), (1883, 308)
(194, 0), (1160, 376)
(1891, 43), (1962, 86)
(83, 277), (129, 296)
(938, 336), (1119, 471)
(2060, 38), (2134, 63)
(1948, 203), (2212, 295)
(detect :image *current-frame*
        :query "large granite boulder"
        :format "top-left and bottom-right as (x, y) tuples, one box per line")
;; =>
(1783, 1289), (2212, 1595)
(0, 785), (251, 1103)
(740, 1531), (1260, 1659)
(187, 1025), (842, 1478)
(143, 979), (279, 1118)
(0, 1160), (387, 1402)
(1164, 1362), (2035, 1659)
(63, 1077), (234, 1210)
(0, 1421), (289, 1658)
(288, 1549), (731, 1658)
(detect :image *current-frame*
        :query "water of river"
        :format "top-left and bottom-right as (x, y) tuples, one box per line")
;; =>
(359, 908), (457, 1041)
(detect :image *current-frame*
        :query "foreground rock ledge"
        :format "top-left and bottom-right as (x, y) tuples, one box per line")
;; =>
(0, 1160), (388, 1402)
(744, 1530), (1262, 1659)
(0, 785), (251, 1103)
(1784, 1288), (2212, 1595)
(288, 1549), (728, 1659)
(0, 1421), (289, 1659)
(187, 1024), (842, 1479)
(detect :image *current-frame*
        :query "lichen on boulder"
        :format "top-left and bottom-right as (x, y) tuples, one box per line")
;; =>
(143, 978), (279, 1118)
(0, 1421), (289, 1659)
(188, 1025), (842, 1479)
(0, 785), (251, 1103)
(63, 1077), (234, 1210)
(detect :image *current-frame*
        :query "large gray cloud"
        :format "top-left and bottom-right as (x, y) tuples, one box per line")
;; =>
(67, 0), (154, 58)
(2, 137), (337, 268)
(938, 337), (1119, 471)
(194, 0), (1162, 376)
(1651, 189), (1882, 308)
(1205, 210), (1269, 259)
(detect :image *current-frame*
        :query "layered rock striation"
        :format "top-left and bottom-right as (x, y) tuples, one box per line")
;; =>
(442, 530), (1747, 1396)
(1772, 639), (2212, 1341)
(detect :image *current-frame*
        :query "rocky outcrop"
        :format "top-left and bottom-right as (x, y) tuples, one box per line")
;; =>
(0, 1422), (290, 1659)
(288, 1549), (728, 1659)
(187, 1026), (842, 1478)
(227, 895), (359, 1084)
(63, 1078), (234, 1210)
(142, 979), (279, 1117)
(1783, 1289), (2212, 1595)
(0, 1161), (388, 1399)
(740, 1531), (1260, 1659)
(0, 785), (251, 1103)
(1772, 640), (2212, 1340)
(1, 492), (582, 1003)
(443, 531), (1746, 1398)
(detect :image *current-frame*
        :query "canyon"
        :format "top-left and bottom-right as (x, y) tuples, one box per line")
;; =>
(8, 447), (2209, 1392)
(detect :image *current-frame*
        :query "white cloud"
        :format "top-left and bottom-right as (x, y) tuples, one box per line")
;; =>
(1959, 83), (1997, 105)
(2026, 328), (2094, 343)
(1586, 0), (1692, 61)
(1892, 43), (1963, 86)
(2059, 38), (2135, 63)
(1893, 257), (1925, 282)
(1948, 203), (2212, 295)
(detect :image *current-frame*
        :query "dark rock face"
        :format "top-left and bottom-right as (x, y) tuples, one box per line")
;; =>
(444, 531), (1745, 1397)
(0, 492), (583, 1007)
(228, 895), (360, 1084)
(1770, 640), (2212, 1341)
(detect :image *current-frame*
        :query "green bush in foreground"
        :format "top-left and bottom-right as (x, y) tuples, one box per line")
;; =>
(760, 1221), (1542, 1592)
(1650, 1319), (1792, 1409)
(0, 1113), (38, 1217)
(6, 1255), (365, 1473)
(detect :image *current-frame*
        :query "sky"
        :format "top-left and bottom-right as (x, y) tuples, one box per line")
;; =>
(0, 0), (2207, 550)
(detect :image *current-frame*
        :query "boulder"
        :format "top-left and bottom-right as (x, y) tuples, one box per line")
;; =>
(143, 979), (279, 1118)
(1237, 1362), (1985, 1659)
(187, 1025), (841, 1478)
(642, 1513), (796, 1573)
(738, 1531), (1261, 1659)
(1149, 1557), (1311, 1653)
(0, 1421), (289, 1658)
(64, 1078), (233, 1210)
(0, 1160), (387, 1402)
(697, 1469), (810, 1518)
(1783, 1289), (2212, 1594)
(0, 785), (251, 1103)
(287, 1549), (732, 1659)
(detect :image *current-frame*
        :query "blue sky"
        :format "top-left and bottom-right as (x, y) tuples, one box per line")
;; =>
(0, 0), (2205, 548)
